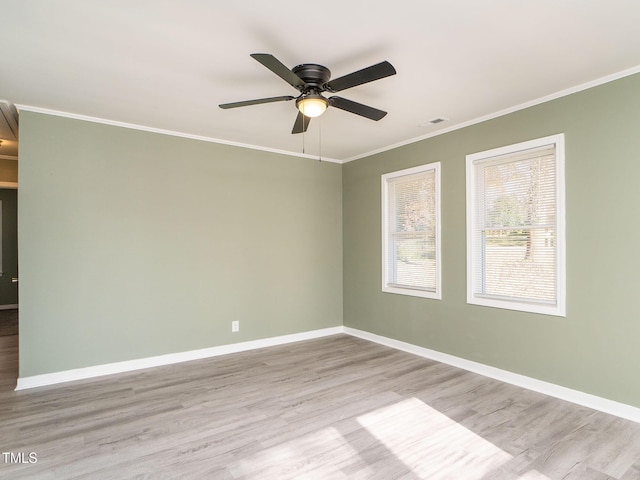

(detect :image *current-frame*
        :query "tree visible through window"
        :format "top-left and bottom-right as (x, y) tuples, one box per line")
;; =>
(466, 135), (565, 316)
(382, 162), (441, 299)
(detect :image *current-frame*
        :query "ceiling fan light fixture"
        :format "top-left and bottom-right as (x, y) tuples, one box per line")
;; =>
(219, 54), (396, 134)
(296, 94), (328, 118)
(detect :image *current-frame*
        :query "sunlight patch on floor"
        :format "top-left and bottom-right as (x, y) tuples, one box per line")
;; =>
(228, 397), (556, 479)
(520, 470), (553, 480)
(357, 397), (522, 480)
(228, 426), (368, 479)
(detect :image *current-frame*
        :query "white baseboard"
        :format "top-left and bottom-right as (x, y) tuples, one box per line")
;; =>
(0, 304), (18, 310)
(15, 326), (344, 390)
(344, 327), (640, 424)
(15, 324), (640, 424)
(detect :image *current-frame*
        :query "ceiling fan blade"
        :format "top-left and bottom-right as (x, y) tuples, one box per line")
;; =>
(250, 53), (306, 90)
(219, 95), (295, 109)
(292, 111), (311, 134)
(328, 96), (387, 121)
(326, 61), (396, 92)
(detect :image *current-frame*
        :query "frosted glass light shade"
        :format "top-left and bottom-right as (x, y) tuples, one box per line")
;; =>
(297, 96), (328, 118)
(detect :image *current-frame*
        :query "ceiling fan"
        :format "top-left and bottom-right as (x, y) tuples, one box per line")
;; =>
(219, 53), (397, 134)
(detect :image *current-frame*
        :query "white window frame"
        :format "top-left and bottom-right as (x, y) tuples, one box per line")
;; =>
(466, 134), (566, 316)
(382, 162), (441, 299)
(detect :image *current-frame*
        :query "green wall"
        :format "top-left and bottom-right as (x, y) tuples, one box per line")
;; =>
(17, 72), (640, 409)
(343, 73), (640, 408)
(18, 112), (343, 376)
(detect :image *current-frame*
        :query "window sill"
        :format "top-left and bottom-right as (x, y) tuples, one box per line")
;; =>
(467, 295), (565, 317)
(383, 285), (441, 300)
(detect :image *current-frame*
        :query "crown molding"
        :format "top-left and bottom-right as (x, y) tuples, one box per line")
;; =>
(14, 105), (342, 164)
(344, 64), (640, 163)
(15, 64), (640, 165)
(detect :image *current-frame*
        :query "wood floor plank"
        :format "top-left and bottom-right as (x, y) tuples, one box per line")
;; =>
(1, 334), (639, 479)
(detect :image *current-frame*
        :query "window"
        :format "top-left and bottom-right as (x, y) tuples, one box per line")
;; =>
(466, 134), (565, 316)
(382, 162), (441, 299)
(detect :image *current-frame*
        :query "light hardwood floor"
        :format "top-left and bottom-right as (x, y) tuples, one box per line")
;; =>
(1, 333), (639, 479)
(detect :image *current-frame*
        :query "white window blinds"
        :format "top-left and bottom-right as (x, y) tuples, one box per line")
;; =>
(382, 163), (441, 299)
(466, 135), (565, 316)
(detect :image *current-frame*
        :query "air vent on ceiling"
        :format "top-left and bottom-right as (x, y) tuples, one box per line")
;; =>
(429, 117), (448, 124)
(419, 117), (449, 127)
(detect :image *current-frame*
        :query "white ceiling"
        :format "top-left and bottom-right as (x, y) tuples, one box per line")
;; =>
(2, 1), (640, 162)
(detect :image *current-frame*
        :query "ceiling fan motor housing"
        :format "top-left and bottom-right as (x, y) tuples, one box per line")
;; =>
(292, 64), (332, 91)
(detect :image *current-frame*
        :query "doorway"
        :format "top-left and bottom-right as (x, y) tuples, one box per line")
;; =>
(0, 188), (18, 337)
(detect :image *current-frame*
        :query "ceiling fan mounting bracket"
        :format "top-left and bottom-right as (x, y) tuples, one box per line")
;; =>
(291, 64), (332, 92)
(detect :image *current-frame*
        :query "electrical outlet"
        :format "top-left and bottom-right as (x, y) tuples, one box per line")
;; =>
(231, 320), (239, 332)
